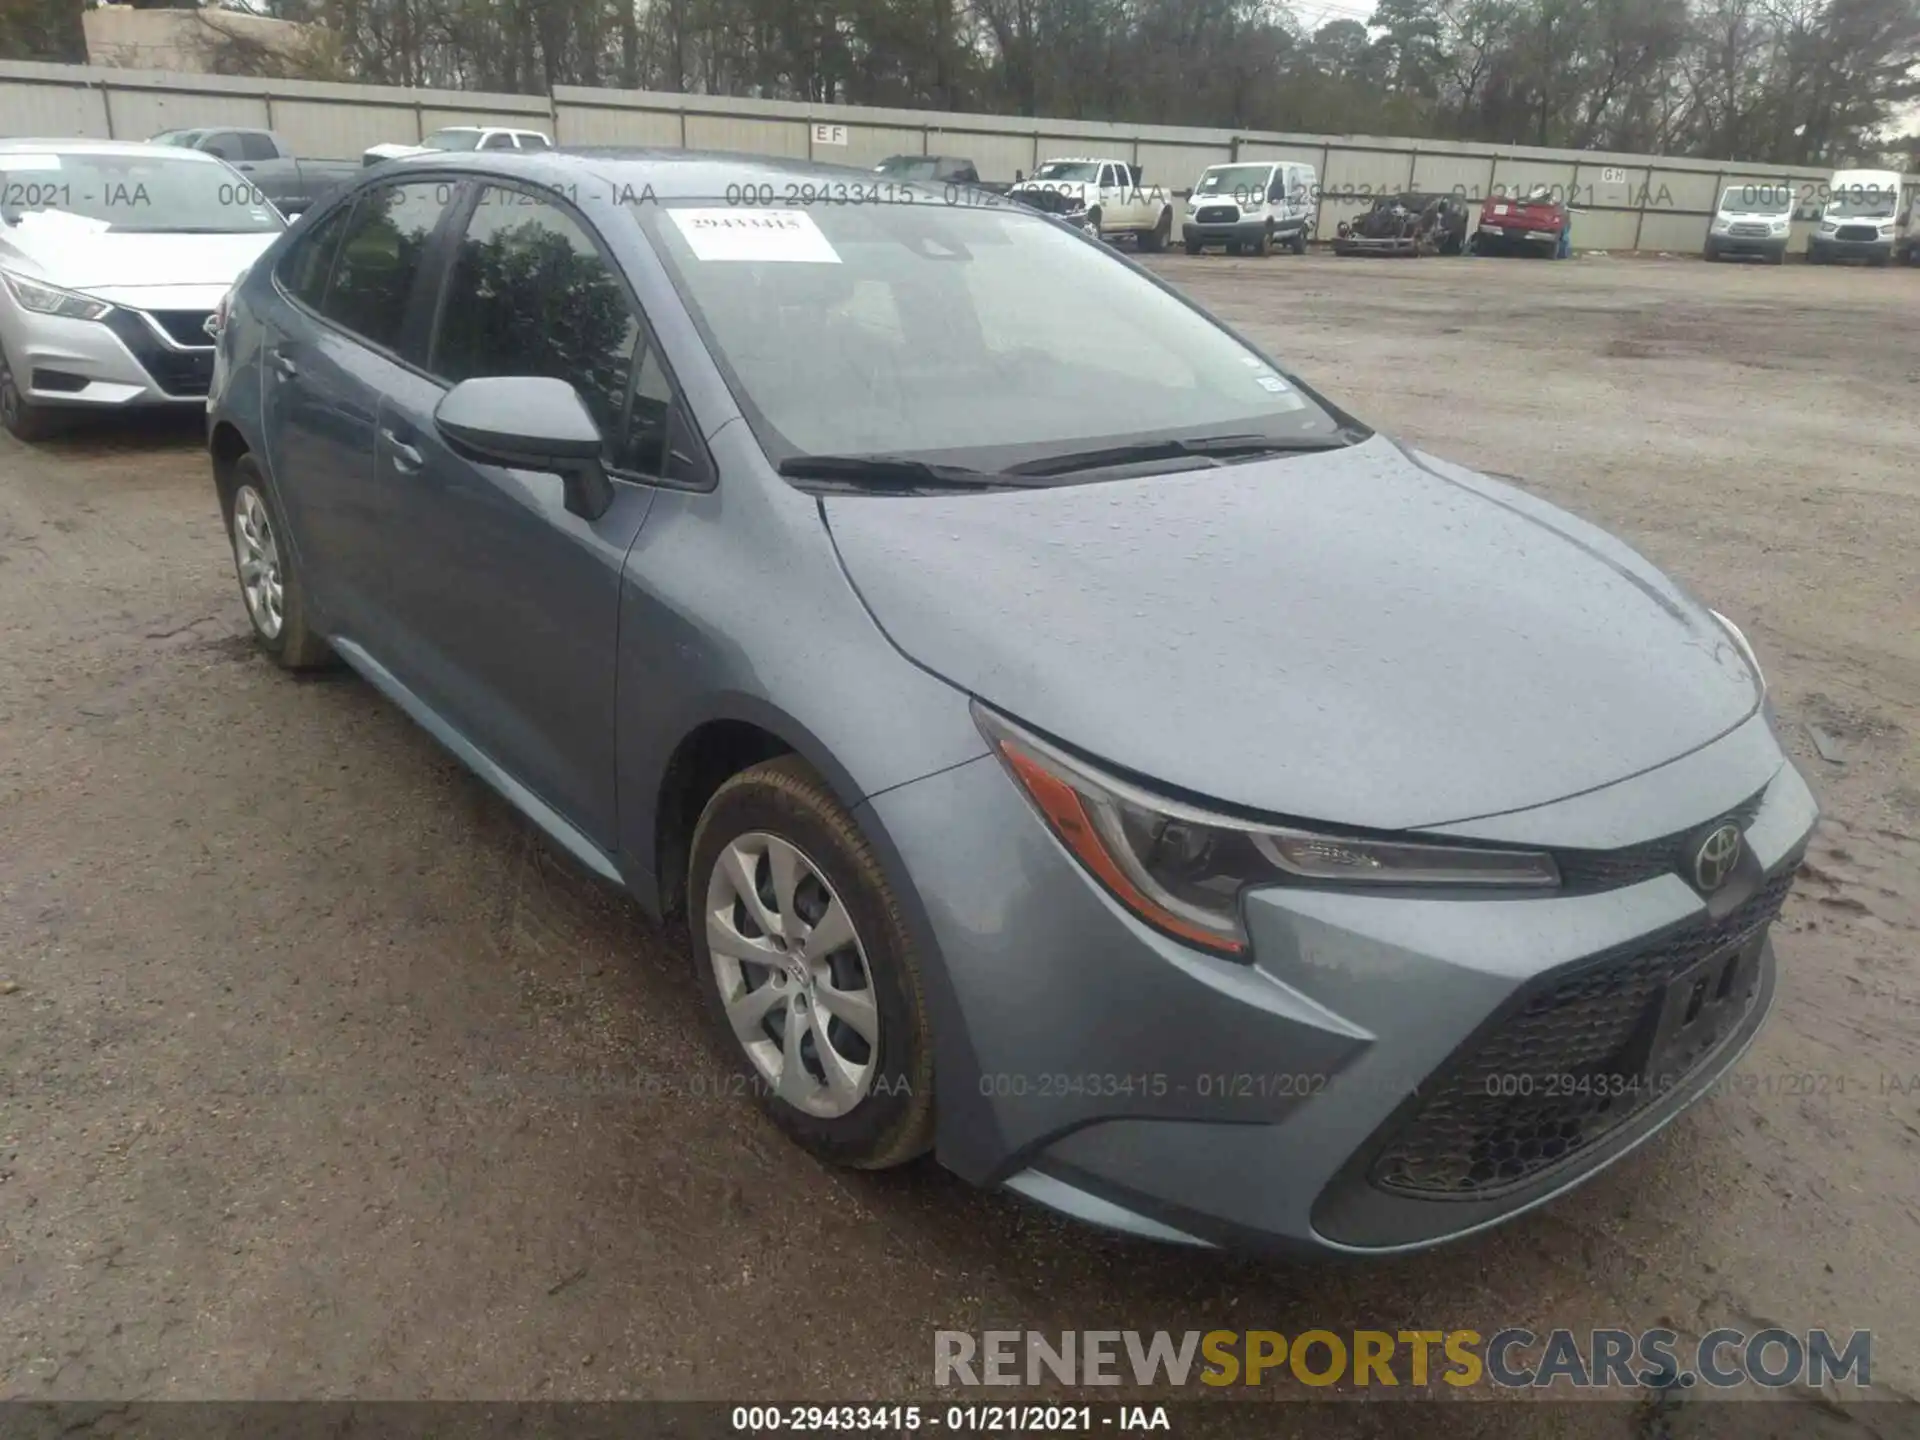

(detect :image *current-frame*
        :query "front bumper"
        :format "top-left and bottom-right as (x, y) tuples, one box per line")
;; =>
(1183, 218), (1274, 246)
(0, 305), (214, 409)
(1709, 232), (1788, 258)
(867, 712), (1817, 1255)
(1809, 235), (1894, 261)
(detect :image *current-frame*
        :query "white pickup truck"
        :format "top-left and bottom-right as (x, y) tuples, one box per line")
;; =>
(1009, 158), (1174, 250)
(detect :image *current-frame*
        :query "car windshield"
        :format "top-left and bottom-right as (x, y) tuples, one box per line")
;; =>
(0, 150), (284, 234)
(1827, 186), (1897, 218)
(1195, 166), (1273, 196)
(149, 129), (203, 147)
(1720, 185), (1793, 215)
(638, 199), (1350, 471)
(875, 157), (941, 180)
(1032, 161), (1100, 183)
(422, 130), (485, 152)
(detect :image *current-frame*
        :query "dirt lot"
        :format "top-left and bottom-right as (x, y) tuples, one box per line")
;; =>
(2, 252), (1917, 1433)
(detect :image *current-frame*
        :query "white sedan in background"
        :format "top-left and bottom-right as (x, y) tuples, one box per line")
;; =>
(0, 139), (285, 441)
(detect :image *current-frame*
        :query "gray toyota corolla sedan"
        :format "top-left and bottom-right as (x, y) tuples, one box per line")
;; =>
(205, 150), (1817, 1255)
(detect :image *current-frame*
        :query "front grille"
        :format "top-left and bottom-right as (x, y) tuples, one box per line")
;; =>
(1552, 789), (1765, 892)
(1728, 223), (1771, 238)
(1368, 862), (1798, 1198)
(103, 309), (215, 398)
(148, 310), (216, 347)
(1837, 224), (1878, 242)
(1194, 204), (1239, 225)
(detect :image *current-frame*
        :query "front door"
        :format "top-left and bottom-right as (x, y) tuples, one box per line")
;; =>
(367, 183), (668, 846)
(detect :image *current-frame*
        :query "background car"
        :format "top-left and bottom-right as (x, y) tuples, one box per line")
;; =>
(363, 126), (552, 167)
(206, 150), (1814, 1257)
(1474, 188), (1570, 257)
(1334, 191), (1469, 256)
(0, 138), (285, 440)
(150, 127), (360, 216)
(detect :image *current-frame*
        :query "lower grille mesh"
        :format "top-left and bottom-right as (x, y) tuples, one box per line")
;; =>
(1369, 864), (1797, 1198)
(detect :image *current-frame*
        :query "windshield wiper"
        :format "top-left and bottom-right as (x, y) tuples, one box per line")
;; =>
(1005, 430), (1361, 478)
(777, 454), (1043, 491)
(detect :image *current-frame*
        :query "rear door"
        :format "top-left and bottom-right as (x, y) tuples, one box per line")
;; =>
(370, 182), (671, 843)
(259, 178), (458, 644)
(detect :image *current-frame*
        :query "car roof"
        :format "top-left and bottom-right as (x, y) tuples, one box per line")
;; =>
(0, 138), (224, 162)
(379, 146), (958, 201)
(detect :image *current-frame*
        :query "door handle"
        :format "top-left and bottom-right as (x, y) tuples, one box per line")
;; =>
(268, 348), (297, 379)
(380, 427), (423, 471)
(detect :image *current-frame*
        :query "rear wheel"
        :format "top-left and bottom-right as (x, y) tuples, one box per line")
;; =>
(226, 454), (333, 670)
(689, 756), (935, 1169)
(0, 346), (58, 442)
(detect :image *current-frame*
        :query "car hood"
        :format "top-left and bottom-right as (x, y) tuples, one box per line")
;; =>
(822, 436), (1761, 830)
(0, 217), (278, 293)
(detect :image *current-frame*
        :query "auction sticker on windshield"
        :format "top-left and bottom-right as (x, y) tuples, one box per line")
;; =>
(0, 154), (61, 172)
(669, 208), (840, 263)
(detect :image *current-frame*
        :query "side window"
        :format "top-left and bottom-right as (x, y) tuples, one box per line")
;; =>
(1115, 163), (1134, 190)
(481, 132), (516, 151)
(1098, 164), (1116, 189)
(275, 202), (353, 310)
(240, 132), (278, 162)
(620, 345), (674, 475)
(955, 163), (978, 184)
(518, 133), (551, 151)
(202, 131), (244, 162)
(431, 185), (644, 466)
(320, 181), (454, 353)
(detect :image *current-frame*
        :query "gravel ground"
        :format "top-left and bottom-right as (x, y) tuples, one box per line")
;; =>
(1, 251), (1916, 1435)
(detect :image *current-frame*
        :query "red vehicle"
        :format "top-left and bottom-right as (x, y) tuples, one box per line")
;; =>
(1473, 189), (1571, 257)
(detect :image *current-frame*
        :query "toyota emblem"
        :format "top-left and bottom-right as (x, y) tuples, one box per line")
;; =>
(1692, 823), (1743, 893)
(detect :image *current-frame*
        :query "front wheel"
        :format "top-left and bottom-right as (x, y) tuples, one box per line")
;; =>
(1183, 237), (1204, 255)
(1291, 227), (1308, 255)
(0, 346), (58, 442)
(1251, 226), (1273, 258)
(689, 756), (936, 1170)
(1137, 208), (1170, 253)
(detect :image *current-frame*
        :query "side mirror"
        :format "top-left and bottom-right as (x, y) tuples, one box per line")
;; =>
(435, 376), (614, 520)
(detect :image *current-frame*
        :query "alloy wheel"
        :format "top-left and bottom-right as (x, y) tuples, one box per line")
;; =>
(232, 483), (284, 640)
(704, 830), (880, 1118)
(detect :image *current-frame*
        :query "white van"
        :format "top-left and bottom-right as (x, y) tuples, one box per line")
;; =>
(1704, 181), (1794, 263)
(1182, 161), (1317, 256)
(1808, 168), (1912, 265)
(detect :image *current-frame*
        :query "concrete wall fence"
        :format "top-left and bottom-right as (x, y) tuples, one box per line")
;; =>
(0, 56), (1843, 251)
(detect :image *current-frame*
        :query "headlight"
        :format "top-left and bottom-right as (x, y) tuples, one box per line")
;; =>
(2, 271), (112, 322)
(1710, 609), (1766, 697)
(1770, 219), (1789, 233)
(1819, 220), (1839, 233)
(1711, 217), (1731, 232)
(974, 705), (1560, 957)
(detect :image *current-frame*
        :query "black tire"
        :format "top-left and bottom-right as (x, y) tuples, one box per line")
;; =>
(1702, 240), (1719, 262)
(1183, 237), (1204, 256)
(1225, 240), (1243, 256)
(1252, 226), (1273, 258)
(1291, 227), (1308, 255)
(1771, 246), (1787, 266)
(1806, 244), (1824, 265)
(0, 345), (59, 442)
(223, 452), (334, 671)
(1137, 208), (1170, 253)
(1084, 206), (1101, 241)
(688, 755), (936, 1170)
